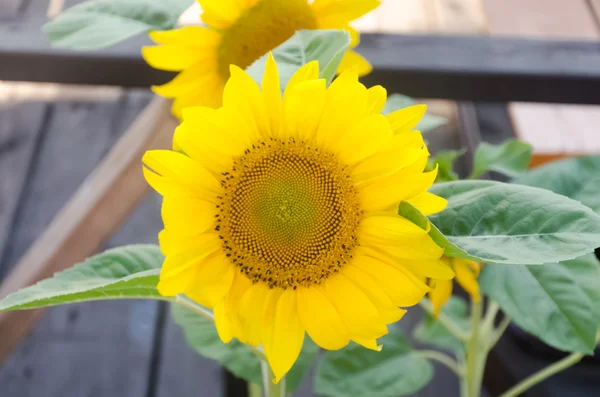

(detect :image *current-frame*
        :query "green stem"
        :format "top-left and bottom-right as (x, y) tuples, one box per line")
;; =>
(465, 299), (483, 397)
(248, 383), (262, 397)
(261, 360), (286, 397)
(416, 350), (464, 377)
(419, 298), (470, 341)
(499, 352), (584, 397)
(488, 315), (511, 351)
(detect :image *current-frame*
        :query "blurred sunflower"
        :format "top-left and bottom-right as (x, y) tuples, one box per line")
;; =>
(143, 55), (452, 381)
(428, 258), (481, 317)
(142, 0), (380, 117)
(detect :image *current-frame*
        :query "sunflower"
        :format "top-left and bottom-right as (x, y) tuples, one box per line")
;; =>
(142, 0), (380, 118)
(142, 55), (453, 382)
(428, 258), (481, 317)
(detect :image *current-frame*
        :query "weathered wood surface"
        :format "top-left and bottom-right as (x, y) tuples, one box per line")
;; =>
(483, 0), (600, 161)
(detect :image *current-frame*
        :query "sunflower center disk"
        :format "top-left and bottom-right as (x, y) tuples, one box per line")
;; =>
(217, 139), (361, 289)
(217, 0), (318, 79)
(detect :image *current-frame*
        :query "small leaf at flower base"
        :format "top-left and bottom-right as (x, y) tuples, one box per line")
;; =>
(428, 149), (466, 182)
(480, 253), (600, 354)
(427, 180), (600, 265)
(314, 327), (433, 397)
(246, 30), (351, 88)
(44, 0), (194, 50)
(413, 297), (469, 354)
(383, 94), (447, 133)
(470, 139), (532, 179)
(0, 244), (165, 311)
(172, 305), (319, 393)
(514, 155), (600, 214)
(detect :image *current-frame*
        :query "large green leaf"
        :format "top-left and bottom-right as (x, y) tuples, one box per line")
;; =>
(480, 254), (600, 353)
(428, 180), (600, 264)
(515, 155), (600, 214)
(172, 305), (319, 393)
(469, 139), (532, 179)
(314, 327), (433, 397)
(0, 245), (165, 311)
(413, 297), (469, 354)
(382, 94), (448, 133)
(44, 0), (193, 50)
(247, 30), (351, 88)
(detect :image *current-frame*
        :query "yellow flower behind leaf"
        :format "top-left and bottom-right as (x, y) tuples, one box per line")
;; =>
(429, 258), (482, 317)
(142, 0), (380, 118)
(143, 55), (451, 382)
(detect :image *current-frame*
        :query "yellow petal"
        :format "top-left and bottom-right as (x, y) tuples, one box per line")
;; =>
(359, 215), (429, 243)
(261, 288), (284, 358)
(159, 229), (218, 256)
(185, 254), (235, 308)
(157, 234), (221, 296)
(352, 147), (425, 183)
(336, 50), (372, 76)
(353, 338), (382, 351)
(387, 104), (427, 135)
(223, 65), (269, 141)
(214, 271), (252, 344)
(284, 79), (327, 141)
(162, 196), (217, 237)
(142, 150), (221, 195)
(238, 282), (271, 346)
(268, 289), (305, 383)
(407, 192), (448, 216)
(142, 45), (203, 71)
(398, 258), (455, 280)
(262, 53), (283, 138)
(284, 61), (321, 100)
(336, 114), (392, 165)
(151, 64), (219, 98)
(297, 286), (351, 350)
(198, 0), (241, 29)
(454, 259), (481, 302)
(316, 69), (367, 148)
(323, 274), (388, 339)
(366, 85), (387, 115)
(170, 80), (225, 118)
(352, 250), (430, 307)
(313, 0), (381, 26)
(341, 266), (406, 323)
(358, 166), (438, 211)
(149, 26), (221, 47)
(428, 279), (453, 317)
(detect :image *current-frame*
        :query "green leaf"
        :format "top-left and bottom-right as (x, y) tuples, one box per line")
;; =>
(172, 305), (319, 393)
(0, 245), (165, 311)
(314, 327), (433, 397)
(514, 155), (600, 214)
(44, 0), (193, 50)
(470, 139), (532, 179)
(428, 149), (465, 182)
(413, 297), (469, 354)
(427, 180), (600, 264)
(480, 254), (600, 353)
(246, 30), (351, 88)
(382, 94), (447, 133)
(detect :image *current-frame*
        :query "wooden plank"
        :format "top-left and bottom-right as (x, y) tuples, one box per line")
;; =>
(0, 102), (46, 268)
(154, 307), (224, 397)
(483, 0), (600, 157)
(0, 193), (162, 397)
(0, 0), (22, 20)
(0, 94), (177, 362)
(3, 21), (600, 105)
(0, 92), (165, 397)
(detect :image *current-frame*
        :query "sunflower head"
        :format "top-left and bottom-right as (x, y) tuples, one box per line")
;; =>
(428, 257), (482, 317)
(142, 0), (380, 117)
(143, 54), (452, 381)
